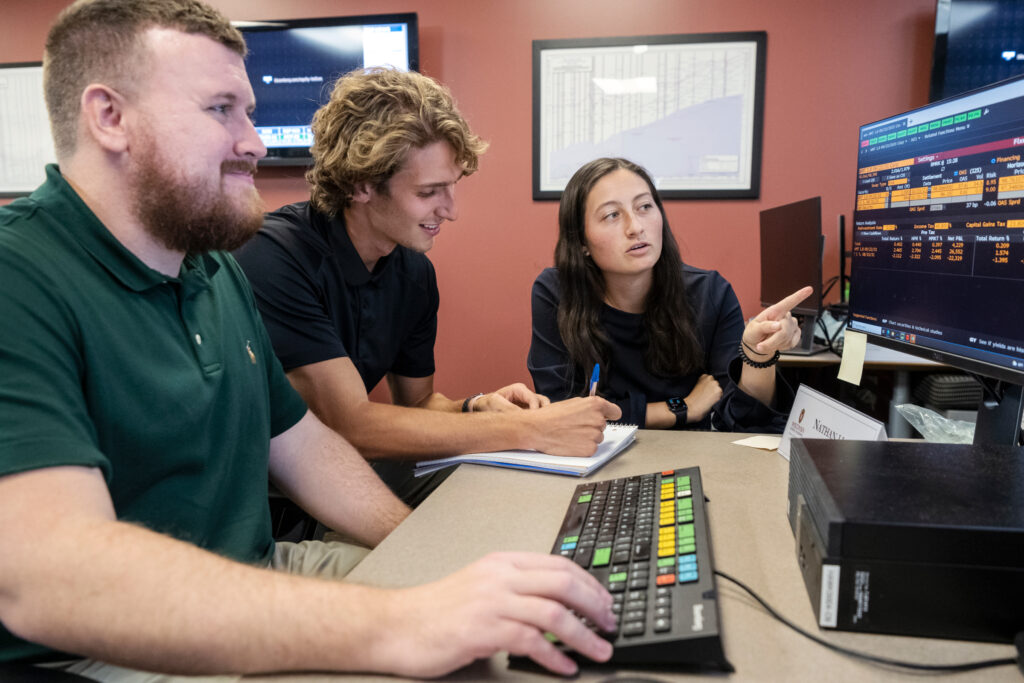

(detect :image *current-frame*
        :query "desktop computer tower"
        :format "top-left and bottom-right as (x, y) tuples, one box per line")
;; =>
(787, 438), (1024, 643)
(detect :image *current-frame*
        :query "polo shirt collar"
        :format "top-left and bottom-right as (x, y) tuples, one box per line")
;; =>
(323, 209), (394, 287)
(38, 164), (218, 291)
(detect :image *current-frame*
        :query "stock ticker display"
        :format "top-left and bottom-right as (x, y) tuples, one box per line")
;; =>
(849, 78), (1024, 372)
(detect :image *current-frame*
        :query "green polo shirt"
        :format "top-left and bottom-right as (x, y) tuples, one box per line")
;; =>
(0, 165), (308, 662)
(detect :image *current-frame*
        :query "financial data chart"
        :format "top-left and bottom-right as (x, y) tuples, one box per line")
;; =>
(0, 63), (56, 195)
(849, 76), (1024, 374)
(540, 45), (752, 184)
(534, 33), (764, 198)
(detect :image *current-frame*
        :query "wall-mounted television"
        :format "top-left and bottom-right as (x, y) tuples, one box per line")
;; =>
(930, 0), (1024, 102)
(235, 13), (419, 166)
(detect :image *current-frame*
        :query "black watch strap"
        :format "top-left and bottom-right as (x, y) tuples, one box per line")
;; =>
(666, 397), (687, 429)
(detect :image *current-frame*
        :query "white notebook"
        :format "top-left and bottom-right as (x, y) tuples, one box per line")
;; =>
(413, 423), (637, 478)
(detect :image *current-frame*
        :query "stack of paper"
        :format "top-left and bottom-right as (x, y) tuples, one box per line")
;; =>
(413, 423), (638, 477)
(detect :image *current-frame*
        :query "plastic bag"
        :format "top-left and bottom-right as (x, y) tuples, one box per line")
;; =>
(895, 403), (975, 444)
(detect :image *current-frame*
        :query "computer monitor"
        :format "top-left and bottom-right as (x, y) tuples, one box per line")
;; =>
(235, 13), (419, 166)
(847, 73), (1024, 445)
(930, 0), (1024, 102)
(759, 197), (826, 355)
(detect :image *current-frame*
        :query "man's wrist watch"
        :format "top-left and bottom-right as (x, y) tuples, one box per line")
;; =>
(666, 397), (688, 429)
(462, 393), (485, 413)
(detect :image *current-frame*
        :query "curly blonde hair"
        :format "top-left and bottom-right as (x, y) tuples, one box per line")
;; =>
(306, 68), (488, 216)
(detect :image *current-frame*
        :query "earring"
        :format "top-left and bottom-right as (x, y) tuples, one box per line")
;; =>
(583, 247), (590, 257)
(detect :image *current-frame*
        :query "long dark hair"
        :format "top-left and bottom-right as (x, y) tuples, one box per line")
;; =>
(554, 158), (703, 381)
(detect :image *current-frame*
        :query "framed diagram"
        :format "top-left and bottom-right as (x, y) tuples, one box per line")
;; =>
(533, 32), (766, 200)
(0, 62), (56, 197)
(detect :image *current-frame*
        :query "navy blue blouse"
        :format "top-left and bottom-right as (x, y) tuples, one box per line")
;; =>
(528, 264), (792, 432)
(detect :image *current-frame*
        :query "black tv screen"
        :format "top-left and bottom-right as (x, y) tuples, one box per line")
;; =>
(236, 13), (419, 165)
(931, 0), (1024, 102)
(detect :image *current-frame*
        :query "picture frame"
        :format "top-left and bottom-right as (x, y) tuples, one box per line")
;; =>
(0, 62), (56, 198)
(532, 31), (766, 200)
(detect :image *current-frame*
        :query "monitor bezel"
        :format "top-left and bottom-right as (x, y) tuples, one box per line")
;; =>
(234, 13), (419, 166)
(927, 0), (952, 103)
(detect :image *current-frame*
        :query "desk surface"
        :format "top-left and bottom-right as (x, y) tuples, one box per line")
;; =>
(256, 431), (1017, 682)
(780, 342), (946, 369)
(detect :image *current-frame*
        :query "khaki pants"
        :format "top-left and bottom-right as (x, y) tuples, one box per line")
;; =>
(49, 540), (370, 682)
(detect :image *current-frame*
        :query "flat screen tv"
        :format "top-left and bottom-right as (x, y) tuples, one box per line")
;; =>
(930, 0), (1024, 102)
(235, 13), (419, 165)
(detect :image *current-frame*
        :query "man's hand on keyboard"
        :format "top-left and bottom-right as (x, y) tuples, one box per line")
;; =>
(376, 551), (616, 677)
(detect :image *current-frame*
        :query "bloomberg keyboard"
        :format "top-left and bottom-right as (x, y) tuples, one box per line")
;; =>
(548, 467), (732, 670)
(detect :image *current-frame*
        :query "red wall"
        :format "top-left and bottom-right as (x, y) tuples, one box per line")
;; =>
(1, 0), (936, 400)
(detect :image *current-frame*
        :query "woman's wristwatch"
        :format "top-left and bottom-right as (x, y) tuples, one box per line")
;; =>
(666, 396), (688, 429)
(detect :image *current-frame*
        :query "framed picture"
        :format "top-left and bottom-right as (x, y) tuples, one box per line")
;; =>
(533, 31), (766, 200)
(0, 62), (56, 197)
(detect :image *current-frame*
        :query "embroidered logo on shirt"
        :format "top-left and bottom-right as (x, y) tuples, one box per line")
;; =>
(246, 340), (257, 364)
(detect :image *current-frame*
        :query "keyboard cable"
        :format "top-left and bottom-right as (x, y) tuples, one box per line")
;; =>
(714, 569), (1021, 674)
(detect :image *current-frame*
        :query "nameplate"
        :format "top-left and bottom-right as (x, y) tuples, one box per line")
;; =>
(778, 384), (887, 460)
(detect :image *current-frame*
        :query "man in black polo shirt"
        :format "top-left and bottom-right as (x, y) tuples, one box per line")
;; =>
(235, 68), (620, 505)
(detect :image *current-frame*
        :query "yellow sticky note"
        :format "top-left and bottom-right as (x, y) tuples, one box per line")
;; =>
(838, 330), (867, 385)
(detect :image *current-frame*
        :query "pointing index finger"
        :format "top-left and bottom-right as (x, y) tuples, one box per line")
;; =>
(764, 285), (813, 318)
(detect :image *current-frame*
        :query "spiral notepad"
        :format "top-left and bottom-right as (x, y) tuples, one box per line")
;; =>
(412, 423), (637, 478)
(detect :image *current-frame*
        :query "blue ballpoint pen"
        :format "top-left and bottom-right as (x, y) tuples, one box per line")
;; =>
(589, 364), (600, 396)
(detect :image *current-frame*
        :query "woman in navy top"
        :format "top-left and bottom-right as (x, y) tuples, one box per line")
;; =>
(528, 158), (811, 431)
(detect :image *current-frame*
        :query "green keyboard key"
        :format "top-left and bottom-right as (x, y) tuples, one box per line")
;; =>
(593, 546), (612, 567)
(578, 493), (593, 503)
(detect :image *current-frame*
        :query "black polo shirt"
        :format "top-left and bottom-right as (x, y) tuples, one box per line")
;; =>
(234, 201), (438, 391)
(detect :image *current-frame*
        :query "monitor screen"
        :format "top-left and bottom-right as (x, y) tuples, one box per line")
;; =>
(931, 0), (1024, 102)
(847, 74), (1024, 442)
(759, 196), (823, 315)
(236, 13), (418, 165)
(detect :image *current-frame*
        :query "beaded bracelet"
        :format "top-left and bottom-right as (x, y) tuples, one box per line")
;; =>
(738, 343), (780, 368)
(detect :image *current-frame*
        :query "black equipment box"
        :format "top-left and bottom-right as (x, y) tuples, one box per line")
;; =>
(787, 438), (1024, 642)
